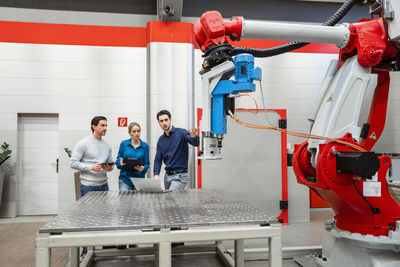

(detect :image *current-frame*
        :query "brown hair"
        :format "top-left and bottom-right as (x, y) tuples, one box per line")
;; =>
(156, 109), (171, 120)
(90, 116), (107, 132)
(128, 122), (141, 133)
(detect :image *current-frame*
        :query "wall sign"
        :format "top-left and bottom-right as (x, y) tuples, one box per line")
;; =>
(118, 117), (127, 127)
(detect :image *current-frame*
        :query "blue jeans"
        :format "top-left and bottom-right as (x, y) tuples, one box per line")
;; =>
(80, 183), (109, 197)
(164, 172), (188, 190)
(119, 179), (136, 191)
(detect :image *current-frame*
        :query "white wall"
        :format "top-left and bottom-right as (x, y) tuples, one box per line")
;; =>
(0, 43), (147, 215)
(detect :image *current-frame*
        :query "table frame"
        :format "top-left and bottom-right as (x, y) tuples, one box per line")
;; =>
(36, 224), (282, 267)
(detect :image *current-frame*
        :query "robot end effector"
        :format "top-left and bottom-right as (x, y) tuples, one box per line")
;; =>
(199, 54), (261, 159)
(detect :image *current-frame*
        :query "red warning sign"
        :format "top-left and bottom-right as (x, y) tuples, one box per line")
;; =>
(118, 117), (128, 127)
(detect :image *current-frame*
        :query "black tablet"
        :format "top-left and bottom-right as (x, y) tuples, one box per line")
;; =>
(101, 162), (115, 167)
(122, 158), (142, 171)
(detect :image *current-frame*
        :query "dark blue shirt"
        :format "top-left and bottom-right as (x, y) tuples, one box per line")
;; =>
(153, 126), (199, 175)
(116, 139), (149, 186)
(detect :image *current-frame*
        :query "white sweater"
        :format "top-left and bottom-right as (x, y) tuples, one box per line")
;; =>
(70, 135), (113, 186)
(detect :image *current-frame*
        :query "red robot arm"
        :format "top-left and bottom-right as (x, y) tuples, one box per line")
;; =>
(195, 10), (400, 237)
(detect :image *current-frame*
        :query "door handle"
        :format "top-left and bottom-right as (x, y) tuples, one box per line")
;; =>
(51, 159), (59, 173)
(54, 158), (59, 173)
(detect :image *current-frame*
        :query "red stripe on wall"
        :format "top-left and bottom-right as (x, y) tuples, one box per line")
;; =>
(147, 21), (194, 44)
(0, 21), (147, 47)
(0, 20), (339, 54)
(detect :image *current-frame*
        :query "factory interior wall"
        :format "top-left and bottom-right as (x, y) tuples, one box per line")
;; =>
(0, 21), (196, 217)
(0, 13), (399, 216)
(0, 41), (147, 216)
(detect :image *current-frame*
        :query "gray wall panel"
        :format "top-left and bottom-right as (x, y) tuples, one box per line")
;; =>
(0, 0), (369, 26)
(183, 0), (368, 23)
(201, 111), (307, 221)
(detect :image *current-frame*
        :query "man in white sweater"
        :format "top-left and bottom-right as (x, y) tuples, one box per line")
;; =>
(71, 116), (114, 197)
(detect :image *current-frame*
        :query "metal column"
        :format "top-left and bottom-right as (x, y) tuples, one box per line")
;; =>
(234, 239), (244, 267)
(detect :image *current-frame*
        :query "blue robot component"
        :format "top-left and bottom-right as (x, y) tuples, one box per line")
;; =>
(211, 53), (261, 134)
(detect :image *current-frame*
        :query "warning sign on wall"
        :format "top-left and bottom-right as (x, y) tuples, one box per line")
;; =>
(118, 117), (128, 127)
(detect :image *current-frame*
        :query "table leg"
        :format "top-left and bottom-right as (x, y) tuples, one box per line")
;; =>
(234, 239), (244, 267)
(35, 247), (50, 267)
(154, 244), (159, 267)
(69, 247), (79, 267)
(269, 236), (282, 267)
(158, 242), (171, 267)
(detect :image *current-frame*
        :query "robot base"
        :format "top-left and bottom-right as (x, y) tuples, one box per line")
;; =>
(318, 224), (400, 267)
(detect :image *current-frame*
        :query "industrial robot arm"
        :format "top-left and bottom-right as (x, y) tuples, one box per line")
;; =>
(195, 0), (400, 238)
(195, 0), (356, 159)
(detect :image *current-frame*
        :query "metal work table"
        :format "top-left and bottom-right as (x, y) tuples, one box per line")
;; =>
(36, 189), (282, 267)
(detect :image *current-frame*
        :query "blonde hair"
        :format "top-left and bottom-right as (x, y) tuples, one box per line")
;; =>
(128, 122), (141, 133)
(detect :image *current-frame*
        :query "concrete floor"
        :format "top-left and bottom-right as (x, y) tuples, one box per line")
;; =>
(0, 209), (333, 267)
(92, 253), (301, 267)
(0, 218), (68, 267)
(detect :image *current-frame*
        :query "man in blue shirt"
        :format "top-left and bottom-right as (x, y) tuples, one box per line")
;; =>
(153, 110), (199, 189)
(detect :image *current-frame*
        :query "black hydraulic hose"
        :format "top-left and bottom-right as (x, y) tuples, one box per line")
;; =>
(353, 178), (381, 214)
(232, 42), (308, 58)
(324, 0), (362, 26)
(231, 0), (363, 57)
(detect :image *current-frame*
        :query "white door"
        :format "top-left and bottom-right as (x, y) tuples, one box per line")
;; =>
(17, 114), (59, 215)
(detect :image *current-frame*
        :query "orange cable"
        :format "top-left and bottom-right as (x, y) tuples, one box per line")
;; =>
(239, 94), (259, 114)
(231, 112), (367, 152)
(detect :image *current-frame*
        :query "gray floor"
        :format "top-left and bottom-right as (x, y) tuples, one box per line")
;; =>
(0, 209), (333, 267)
(94, 254), (225, 267)
(92, 254), (301, 267)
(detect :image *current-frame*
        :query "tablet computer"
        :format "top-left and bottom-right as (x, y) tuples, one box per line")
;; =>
(101, 162), (115, 167)
(121, 158), (141, 171)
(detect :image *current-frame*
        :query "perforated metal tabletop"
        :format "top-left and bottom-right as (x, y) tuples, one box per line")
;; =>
(40, 189), (272, 233)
